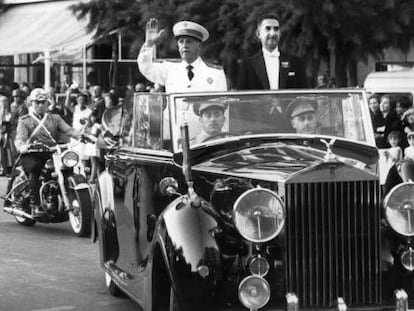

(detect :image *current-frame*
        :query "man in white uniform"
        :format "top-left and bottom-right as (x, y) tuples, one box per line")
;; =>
(138, 19), (228, 93)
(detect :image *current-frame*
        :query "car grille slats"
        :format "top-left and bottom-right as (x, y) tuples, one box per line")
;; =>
(285, 180), (381, 308)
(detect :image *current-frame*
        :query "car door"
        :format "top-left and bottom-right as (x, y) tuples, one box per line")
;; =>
(109, 92), (173, 298)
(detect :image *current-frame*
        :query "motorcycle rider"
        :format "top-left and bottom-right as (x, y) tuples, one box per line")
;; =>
(15, 88), (81, 215)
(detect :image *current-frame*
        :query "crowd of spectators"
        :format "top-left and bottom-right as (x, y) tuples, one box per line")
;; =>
(368, 93), (414, 163)
(0, 75), (149, 181)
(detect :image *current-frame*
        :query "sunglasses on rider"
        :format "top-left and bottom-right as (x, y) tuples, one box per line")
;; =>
(33, 100), (46, 104)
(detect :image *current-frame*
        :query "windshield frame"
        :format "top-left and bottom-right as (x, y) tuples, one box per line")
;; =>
(167, 89), (375, 152)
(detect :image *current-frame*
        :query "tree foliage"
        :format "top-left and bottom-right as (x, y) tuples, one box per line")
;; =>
(0, 0), (7, 13)
(279, 0), (414, 85)
(71, 0), (414, 87)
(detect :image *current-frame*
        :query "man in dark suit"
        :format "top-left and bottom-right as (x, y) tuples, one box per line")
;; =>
(237, 13), (308, 90)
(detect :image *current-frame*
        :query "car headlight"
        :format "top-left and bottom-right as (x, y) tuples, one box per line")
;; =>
(249, 255), (270, 277)
(238, 275), (270, 309)
(400, 247), (414, 271)
(62, 150), (79, 167)
(384, 182), (414, 236)
(233, 188), (285, 243)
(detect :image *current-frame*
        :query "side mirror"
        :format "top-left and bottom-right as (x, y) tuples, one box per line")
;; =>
(159, 177), (179, 196)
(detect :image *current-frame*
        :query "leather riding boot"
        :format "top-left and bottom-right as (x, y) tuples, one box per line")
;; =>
(29, 189), (44, 216)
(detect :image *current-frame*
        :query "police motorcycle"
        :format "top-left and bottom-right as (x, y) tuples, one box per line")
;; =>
(2, 138), (93, 237)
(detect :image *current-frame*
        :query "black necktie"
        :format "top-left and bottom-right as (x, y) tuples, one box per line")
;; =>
(187, 65), (194, 81)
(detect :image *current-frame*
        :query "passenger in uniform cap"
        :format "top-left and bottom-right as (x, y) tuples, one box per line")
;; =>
(191, 100), (228, 144)
(137, 18), (227, 93)
(286, 98), (317, 134)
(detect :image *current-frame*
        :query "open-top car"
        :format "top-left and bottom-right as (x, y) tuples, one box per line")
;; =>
(93, 89), (414, 310)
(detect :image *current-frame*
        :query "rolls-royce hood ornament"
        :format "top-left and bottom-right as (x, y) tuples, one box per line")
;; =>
(321, 138), (337, 162)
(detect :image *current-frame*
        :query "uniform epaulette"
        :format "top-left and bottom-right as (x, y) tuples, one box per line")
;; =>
(205, 61), (223, 70)
(155, 58), (182, 63)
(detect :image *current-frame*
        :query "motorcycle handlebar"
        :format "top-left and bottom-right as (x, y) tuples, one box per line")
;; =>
(26, 139), (82, 153)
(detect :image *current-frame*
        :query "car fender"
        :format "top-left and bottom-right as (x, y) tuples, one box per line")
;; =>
(96, 170), (115, 214)
(94, 170), (117, 264)
(154, 196), (223, 306)
(67, 173), (93, 206)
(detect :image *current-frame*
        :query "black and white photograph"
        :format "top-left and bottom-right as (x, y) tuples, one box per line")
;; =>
(1, 0), (414, 310)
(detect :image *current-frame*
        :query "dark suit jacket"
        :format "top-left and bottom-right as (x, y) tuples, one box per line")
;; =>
(237, 51), (308, 90)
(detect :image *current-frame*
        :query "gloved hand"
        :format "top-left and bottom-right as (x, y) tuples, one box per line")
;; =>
(19, 144), (29, 154)
(81, 133), (97, 143)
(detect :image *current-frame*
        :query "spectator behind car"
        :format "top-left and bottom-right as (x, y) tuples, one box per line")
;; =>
(369, 94), (386, 148)
(404, 131), (414, 161)
(396, 95), (412, 121)
(378, 94), (402, 148)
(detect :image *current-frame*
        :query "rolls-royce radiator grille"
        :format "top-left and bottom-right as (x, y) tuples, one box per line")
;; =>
(285, 180), (381, 308)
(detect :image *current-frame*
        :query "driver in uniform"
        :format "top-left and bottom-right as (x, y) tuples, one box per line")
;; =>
(15, 88), (81, 215)
(191, 101), (227, 144)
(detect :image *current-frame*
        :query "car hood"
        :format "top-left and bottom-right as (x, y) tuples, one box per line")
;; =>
(192, 141), (378, 183)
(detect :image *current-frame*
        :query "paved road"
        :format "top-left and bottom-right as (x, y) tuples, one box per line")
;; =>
(0, 177), (138, 311)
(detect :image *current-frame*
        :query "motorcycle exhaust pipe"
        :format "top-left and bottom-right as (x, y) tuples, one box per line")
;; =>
(3, 207), (34, 219)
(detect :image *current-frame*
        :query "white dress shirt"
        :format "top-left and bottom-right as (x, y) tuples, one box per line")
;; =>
(262, 48), (280, 90)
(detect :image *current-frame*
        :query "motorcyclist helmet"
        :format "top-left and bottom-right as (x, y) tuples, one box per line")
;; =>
(30, 88), (47, 102)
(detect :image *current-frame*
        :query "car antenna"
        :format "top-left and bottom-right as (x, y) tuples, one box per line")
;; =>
(180, 122), (200, 207)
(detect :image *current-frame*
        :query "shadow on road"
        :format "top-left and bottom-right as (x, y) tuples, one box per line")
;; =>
(0, 217), (83, 239)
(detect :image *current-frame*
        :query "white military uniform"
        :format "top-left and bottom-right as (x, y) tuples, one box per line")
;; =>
(138, 46), (227, 93)
(190, 130), (211, 145)
(138, 20), (227, 93)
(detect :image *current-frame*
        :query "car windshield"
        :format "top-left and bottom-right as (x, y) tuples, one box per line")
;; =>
(171, 91), (373, 150)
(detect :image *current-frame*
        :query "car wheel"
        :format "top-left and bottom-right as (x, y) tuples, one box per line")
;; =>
(105, 272), (123, 297)
(68, 189), (92, 237)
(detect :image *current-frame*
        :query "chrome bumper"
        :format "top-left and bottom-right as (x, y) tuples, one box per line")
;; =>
(279, 290), (409, 311)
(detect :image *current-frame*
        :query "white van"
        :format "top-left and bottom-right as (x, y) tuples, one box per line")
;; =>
(364, 70), (414, 100)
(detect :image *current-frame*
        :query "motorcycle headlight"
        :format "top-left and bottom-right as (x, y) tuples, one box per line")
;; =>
(384, 182), (414, 236)
(233, 188), (285, 243)
(62, 150), (79, 168)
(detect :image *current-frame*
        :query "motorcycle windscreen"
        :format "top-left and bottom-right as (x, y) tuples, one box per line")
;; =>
(102, 105), (124, 139)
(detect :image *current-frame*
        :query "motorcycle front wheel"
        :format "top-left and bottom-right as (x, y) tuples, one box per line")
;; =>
(68, 188), (92, 237)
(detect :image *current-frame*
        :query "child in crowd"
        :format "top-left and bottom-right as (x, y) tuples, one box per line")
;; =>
(84, 112), (101, 183)
(368, 94), (385, 148)
(404, 132), (414, 162)
(385, 131), (403, 163)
